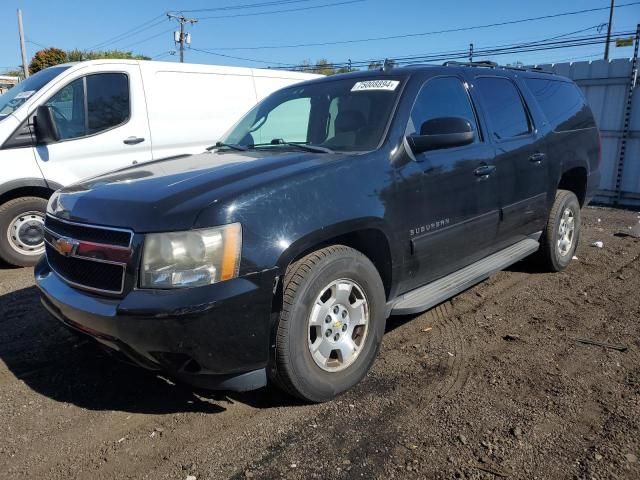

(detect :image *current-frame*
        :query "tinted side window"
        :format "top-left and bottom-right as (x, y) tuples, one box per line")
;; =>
(524, 78), (595, 132)
(44, 73), (130, 141)
(476, 77), (530, 140)
(407, 77), (478, 138)
(86, 73), (130, 134)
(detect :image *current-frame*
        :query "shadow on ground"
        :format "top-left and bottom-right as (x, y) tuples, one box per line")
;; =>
(0, 285), (301, 414)
(0, 258), (20, 271)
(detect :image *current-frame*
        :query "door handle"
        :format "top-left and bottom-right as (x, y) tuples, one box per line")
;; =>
(474, 165), (496, 177)
(123, 136), (145, 145)
(529, 152), (546, 164)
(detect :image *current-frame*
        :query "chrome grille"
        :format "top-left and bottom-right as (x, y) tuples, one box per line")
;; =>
(45, 215), (131, 247)
(44, 216), (133, 295)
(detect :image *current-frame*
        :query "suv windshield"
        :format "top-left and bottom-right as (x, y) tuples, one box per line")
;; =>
(221, 77), (403, 152)
(0, 66), (70, 120)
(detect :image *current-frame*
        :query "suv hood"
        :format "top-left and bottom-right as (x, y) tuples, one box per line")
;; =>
(49, 150), (343, 232)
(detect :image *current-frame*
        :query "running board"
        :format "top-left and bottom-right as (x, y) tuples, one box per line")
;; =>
(391, 238), (540, 316)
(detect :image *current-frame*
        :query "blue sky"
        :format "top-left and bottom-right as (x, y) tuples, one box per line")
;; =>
(1, 0), (638, 72)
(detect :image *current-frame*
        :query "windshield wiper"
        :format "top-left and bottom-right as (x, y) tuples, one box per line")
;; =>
(250, 139), (334, 154)
(206, 141), (248, 152)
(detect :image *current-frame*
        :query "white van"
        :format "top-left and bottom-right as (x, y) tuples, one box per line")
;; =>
(0, 60), (319, 266)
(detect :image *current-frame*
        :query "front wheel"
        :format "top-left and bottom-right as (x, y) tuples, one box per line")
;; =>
(271, 245), (386, 402)
(536, 189), (581, 272)
(0, 197), (48, 267)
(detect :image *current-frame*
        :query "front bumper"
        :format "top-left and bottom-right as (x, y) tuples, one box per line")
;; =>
(35, 258), (278, 391)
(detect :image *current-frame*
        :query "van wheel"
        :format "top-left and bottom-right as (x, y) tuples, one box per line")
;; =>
(271, 245), (386, 402)
(536, 189), (581, 272)
(0, 197), (48, 267)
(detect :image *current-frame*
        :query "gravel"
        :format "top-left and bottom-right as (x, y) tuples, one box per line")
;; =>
(0, 206), (638, 479)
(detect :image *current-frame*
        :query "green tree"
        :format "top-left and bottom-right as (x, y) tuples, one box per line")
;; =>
(29, 47), (151, 74)
(313, 58), (337, 76)
(29, 47), (67, 74)
(295, 59), (357, 75)
(66, 49), (150, 61)
(368, 61), (383, 70)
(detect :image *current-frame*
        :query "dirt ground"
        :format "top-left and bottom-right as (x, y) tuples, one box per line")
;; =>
(0, 206), (639, 480)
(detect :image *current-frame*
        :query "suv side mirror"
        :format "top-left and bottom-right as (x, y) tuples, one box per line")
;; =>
(407, 116), (474, 154)
(34, 105), (60, 145)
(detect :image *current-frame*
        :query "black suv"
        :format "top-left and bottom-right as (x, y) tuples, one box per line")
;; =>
(35, 62), (600, 402)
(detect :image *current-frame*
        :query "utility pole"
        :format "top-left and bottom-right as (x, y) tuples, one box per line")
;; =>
(469, 43), (474, 62)
(167, 13), (198, 63)
(604, 0), (615, 61)
(17, 9), (29, 78)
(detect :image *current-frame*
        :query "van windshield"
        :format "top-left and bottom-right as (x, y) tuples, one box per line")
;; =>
(0, 66), (70, 120)
(221, 77), (403, 152)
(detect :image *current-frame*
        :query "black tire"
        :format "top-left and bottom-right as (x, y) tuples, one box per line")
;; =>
(0, 196), (48, 267)
(536, 189), (581, 272)
(271, 245), (386, 402)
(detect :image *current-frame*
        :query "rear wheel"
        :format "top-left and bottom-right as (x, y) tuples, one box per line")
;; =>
(0, 197), (48, 267)
(271, 245), (386, 402)
(536, 189), (581, 272)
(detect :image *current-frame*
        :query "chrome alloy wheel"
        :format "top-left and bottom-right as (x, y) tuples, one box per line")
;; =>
(557, 207), (575, 256)
(307, 278), (369, 372)
(7, 211), (45, 256)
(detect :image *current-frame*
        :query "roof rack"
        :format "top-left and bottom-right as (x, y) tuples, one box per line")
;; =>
(440, 60), (554, 75)
(442, 60), (498, 67)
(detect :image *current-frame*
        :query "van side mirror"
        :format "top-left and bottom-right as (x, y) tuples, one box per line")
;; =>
(34, 105), (60, 145)
(407, 116), (474, 154)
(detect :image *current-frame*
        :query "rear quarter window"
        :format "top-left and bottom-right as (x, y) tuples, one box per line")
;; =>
(524, 78), (595, 132)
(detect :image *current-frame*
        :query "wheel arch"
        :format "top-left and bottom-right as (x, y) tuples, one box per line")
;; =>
(557, 166), (588, 207)
(0, 178), (61, 207)
(274, 218), (396, 301)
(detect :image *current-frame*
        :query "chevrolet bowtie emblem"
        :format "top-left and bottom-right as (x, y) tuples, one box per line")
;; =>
(54, 236), (79, 257)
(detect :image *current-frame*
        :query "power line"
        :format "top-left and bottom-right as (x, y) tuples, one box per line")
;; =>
(198, 0), (364, 20)
(91, 0), (366, 53)
(119, 28), (176, 51)
(151, 50), (177, 60)
(278, 30), (636, 71)
(193, 27), (628, 70)
(179, 0), (320, 13)
(26, 38), (48, 49)
(190, 47), (289, 65)
(201, 1), (640, 51)
(89, 13), (167, 50)
(93, 18), (169, 50)
(384, 34), (628, 67)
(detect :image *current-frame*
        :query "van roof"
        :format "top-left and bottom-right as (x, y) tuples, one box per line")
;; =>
(56, 59), (321, 80)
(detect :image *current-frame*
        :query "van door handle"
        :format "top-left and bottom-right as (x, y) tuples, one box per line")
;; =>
(123, 136), (145, 145)
(529, 152), (546, 164)
(474, 165), (496, 176)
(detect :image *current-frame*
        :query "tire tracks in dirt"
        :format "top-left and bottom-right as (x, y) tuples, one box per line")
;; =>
(242, 234), (640, 479)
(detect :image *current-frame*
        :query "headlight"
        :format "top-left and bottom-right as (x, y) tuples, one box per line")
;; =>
(141, 223), (241, 289)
